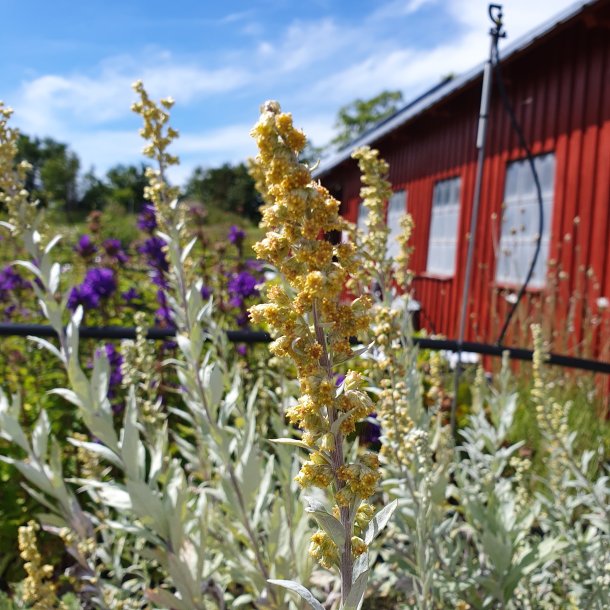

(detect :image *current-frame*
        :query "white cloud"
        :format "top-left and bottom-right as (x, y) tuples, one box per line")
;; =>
(306, 27), (484, 107)
(6, 0), (583, 179)
(298, 0), (580, 139)
(13, 54), (251, 136)
(251, 17), (354, 76)
(370, 0), (437, 21)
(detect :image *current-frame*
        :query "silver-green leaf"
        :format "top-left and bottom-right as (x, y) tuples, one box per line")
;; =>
(267, 579), (325, 610)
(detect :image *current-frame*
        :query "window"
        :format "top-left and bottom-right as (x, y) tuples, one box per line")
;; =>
(356, 201), (368, 233)
(426, 177), (461, 275)
(495, 153), (555, 287)
(386, 190), (407, 259)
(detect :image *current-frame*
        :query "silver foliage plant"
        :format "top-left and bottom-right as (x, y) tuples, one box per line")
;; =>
(0, 92), (609, 610)
(369, 315), (610, 609)
(347, 145), (610, 609)
(0, 87), (314, 609)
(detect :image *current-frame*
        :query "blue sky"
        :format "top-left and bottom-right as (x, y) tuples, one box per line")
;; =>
(2, 0), (577, 184)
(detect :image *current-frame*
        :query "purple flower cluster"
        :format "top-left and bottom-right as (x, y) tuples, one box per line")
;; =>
(0, 265), (29, 295)
(103, 239), (129, 264)
(138, 236), (169, 288)
(121, 287), (141, 304)
(228, 225), (245, 245)
(155, 289), (174, 327)
(74, 235), (97, 258)
(227, 271), (259, 309)
(244, 259), (264, 273)
(67, 268), (117, 311)
(102, 343), (123, 398)
(0, 266), (30, 320)
(359, 414), (381, 446)
(137, 203), (157, 234)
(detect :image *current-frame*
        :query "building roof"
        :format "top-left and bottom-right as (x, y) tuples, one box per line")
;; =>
(314, 0), (598, 178)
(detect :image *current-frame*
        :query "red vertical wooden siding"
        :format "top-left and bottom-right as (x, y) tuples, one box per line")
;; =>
(320, 5), (610, 356)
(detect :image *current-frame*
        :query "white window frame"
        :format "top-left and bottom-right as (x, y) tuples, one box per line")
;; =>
(426, 176), (461, 276)
(356, 201), (368, 233)
(386, 189), (407, 259)
(495, 153), (555, 288)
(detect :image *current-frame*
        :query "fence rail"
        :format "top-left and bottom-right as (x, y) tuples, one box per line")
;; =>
(1, 323), (609, 375)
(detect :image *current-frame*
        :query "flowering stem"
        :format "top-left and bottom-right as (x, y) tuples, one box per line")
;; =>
(313, 300), (353, 602)
(132, 79), (280, 601)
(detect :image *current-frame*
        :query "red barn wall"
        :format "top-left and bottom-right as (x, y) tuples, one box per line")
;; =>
(320, 4), (610, 357)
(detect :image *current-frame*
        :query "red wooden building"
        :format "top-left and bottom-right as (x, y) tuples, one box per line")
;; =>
(315, 0), (610, 358)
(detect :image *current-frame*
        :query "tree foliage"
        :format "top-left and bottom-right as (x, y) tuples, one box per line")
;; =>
(104, 163), (148, 212)
(331, 90), (404, 148)
(16, 135), (80, 213)
(184, 162), (261, 222)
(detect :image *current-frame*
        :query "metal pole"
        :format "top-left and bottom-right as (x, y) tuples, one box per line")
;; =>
(451, 5), (505, 436)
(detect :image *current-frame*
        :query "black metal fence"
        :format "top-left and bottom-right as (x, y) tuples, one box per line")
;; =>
(1, 323), (609, 375)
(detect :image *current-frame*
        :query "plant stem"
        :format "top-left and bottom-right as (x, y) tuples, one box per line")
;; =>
(313, 300), (353, 603)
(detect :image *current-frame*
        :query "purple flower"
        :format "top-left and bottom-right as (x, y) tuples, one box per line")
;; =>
(245, 259), (264, 273)
(227, 271), (259, 301)
(83, 268), (116, 299)
(67, 284), (100, 311)
(121, 288), (140, 303)
(104, 343), (123, 388)
(67, 268), (116, 312)
(229, 295), (244, 309)
(2, 304), (17, 320)
(74, 235), (97, 258)
(103, 239), (129, 264)
(0, 266), (29, 296)
(200, 284), (212, 300)
(359, 414), (381, 445)
(236, 344), (247, 356)
(155, 289), (175, 327)
(151, 270), (169, 289)
(155, 306), (174, 326)
(137, 203), (157, 233)
(138, 236), (169, 289)
(236, 312), (249, 328)
(228, 225), (245, 245)
(138, 236), (168, 270)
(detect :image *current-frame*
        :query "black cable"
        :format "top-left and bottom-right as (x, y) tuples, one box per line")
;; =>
(492, 41), (545, 345)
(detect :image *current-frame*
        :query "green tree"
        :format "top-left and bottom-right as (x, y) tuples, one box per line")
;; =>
(331, 90), (404, 148)
(80, 169), (110, 212)
(39, 144), (80, 216)
(184, 162), (261, 222)
(104, 163), (148, 213)
(16, 135), (80, 215)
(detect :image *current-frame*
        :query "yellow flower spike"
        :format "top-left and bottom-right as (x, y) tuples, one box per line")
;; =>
(18, 521), (64, 609)
(131, 82), (180, 222)
(249, 102), (380, 587)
